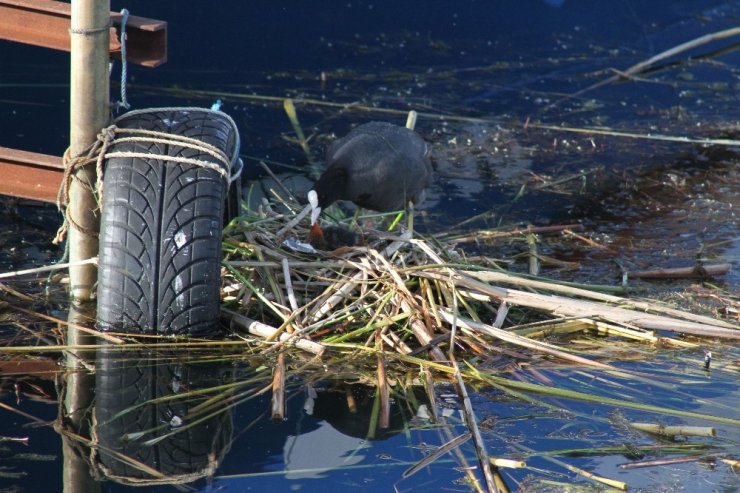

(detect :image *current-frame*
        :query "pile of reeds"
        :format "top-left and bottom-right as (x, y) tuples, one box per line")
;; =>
(221, 193), (738, 357)
(217, 191), (739, 491)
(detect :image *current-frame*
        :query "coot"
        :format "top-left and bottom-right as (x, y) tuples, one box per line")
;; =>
(309, 121), (432, 225)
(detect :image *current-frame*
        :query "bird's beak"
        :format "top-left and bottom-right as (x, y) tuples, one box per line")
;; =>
(308, 190), (321, 225)
(310, 206), (322, 226)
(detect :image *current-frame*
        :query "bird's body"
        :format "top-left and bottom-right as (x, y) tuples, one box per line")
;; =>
(312, 121), (432, 212)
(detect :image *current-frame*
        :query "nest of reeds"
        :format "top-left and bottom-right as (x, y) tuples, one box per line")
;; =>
(221, 191), (738, 358)
(217, 192), (739, 489)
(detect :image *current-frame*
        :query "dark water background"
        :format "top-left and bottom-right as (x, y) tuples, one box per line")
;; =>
(0, 1), (738, 492)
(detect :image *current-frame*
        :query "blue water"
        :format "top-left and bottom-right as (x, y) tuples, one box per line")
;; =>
(1, 1), (739, 491)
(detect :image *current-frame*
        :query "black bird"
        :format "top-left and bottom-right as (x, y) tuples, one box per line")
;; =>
(309, 121), (432, 226)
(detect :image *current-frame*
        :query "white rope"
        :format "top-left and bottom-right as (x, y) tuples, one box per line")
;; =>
(110, 108), (242, 182)
(55, 107), (243, 243)
(115, 107), (242, 175)
(103, 151), (230, 180)
(110, 135), (230, 166)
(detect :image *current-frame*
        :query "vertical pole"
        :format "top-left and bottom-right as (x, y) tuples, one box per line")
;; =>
(61, 307), (99, 493)
(68, 0), (110, 301)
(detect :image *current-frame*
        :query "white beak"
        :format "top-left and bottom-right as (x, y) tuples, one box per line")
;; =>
(310, 207), (322, 226)
(307, 190), (321, 225)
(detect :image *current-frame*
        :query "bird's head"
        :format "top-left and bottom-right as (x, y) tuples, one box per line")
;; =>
(311, 166), (348, 210)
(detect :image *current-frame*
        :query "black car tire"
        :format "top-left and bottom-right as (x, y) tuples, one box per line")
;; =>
(96, 108), (239, 335)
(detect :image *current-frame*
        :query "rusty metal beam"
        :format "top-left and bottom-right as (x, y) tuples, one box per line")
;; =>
(0, 146), (63, 203)
(0, 1), (167, 204)
(0, 0), (167, 67)
(0, 356), (59, 378)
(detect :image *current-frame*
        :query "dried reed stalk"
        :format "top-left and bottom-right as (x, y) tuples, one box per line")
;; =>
(271, 352), (286, 421)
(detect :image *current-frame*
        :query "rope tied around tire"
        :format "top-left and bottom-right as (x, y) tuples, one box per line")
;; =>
(54, 108), (243, 245)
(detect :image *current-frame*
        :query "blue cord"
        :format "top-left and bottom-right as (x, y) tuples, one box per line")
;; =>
(117, 9), (131, 110)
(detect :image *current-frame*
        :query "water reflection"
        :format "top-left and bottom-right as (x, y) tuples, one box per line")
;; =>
(92, 346), (233, 485)
(56, 308), (431, 490)
(58, 304), (99, 493)
(58, 306), (234, 489)
(283, 383), (428, 480)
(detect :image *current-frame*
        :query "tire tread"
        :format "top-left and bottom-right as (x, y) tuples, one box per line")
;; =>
(97, 110), (234, 335)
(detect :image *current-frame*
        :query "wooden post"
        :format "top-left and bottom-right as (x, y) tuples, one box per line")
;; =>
(68, 0), (110, 301)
